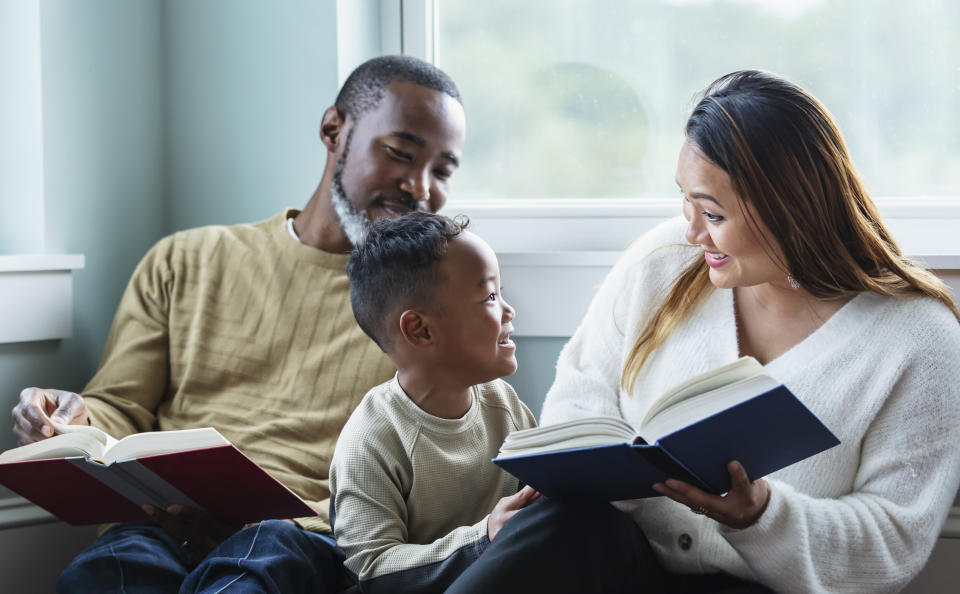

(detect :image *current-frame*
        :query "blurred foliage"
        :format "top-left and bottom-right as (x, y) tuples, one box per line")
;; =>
(437, 0), (960, 199)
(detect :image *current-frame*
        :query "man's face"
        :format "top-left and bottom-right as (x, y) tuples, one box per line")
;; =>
(332, 81), (466, 245)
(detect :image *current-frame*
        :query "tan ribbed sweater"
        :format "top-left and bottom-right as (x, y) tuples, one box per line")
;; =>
(83, 209), (395, 532)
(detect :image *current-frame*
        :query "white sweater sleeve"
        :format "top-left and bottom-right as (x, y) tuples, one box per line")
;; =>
(721, 346), (960, 594)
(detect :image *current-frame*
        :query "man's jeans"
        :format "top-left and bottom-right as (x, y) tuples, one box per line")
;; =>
(57, 520), (349, 593)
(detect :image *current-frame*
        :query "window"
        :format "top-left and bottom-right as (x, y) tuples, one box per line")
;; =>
(399, 0), (960, 203)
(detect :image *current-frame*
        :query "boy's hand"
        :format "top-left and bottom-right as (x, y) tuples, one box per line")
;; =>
(487, 486), (540, 541)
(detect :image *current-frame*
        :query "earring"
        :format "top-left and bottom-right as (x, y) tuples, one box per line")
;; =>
(787, 275), (800, 291)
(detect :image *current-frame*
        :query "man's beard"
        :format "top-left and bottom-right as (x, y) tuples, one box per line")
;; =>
(330, 129), (370, 246)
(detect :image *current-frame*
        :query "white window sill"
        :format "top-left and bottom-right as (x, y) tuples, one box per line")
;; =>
(442, 199), (960, 337)
(0, 254), (85, 344)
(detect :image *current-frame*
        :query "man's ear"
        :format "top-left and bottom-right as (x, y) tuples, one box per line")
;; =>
(398, 310), (433, 348)
(320, 105), (347, 152)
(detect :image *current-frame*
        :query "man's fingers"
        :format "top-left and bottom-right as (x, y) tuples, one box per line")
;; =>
(13, 388), (57, 444)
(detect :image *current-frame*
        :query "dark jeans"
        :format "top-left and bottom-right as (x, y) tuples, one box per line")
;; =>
(446, 498), (774, 594)
(57, 520), (349, 594)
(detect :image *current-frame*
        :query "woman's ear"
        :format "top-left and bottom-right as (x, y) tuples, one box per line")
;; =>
(320, 105), (347, 152)
(398, 310), (432, 348)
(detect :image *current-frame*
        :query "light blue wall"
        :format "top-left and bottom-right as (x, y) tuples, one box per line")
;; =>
(0, 0), (45, 254)
(0, 0), (166, 457)
(165, 0), (340, 231)
(509, 337), (567, 418)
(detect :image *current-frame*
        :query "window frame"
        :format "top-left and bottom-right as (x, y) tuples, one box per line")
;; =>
(384, 0), (960, 262)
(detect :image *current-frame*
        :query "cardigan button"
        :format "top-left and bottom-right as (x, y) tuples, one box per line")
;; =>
(678, 533), (693, 550)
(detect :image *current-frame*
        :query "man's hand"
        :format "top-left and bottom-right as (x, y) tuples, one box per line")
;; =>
(143, 504), (244, 562)
(487, 486), (540, 541)
(12, 388), (88, 446)
(652, 460), (770, 530)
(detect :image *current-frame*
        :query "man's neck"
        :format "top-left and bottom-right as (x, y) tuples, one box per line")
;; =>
(293, 183), (352, 254)
(397, 368), (473, 420)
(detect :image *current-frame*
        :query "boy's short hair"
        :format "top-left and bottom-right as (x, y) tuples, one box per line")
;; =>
(347, 212), (469, 352)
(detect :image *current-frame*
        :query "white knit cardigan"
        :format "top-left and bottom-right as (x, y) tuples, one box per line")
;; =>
(541, 217), (960, 594)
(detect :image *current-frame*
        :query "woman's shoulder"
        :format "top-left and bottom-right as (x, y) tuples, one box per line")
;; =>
(854, 291), (960, 356)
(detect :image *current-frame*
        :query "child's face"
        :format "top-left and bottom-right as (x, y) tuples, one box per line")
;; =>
(428, 231), (517, 385)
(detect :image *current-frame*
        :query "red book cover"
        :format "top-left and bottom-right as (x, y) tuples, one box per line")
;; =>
(0, 446), (316, 526)
(0, 457), (148, 525)
(135, 445), (316, 525)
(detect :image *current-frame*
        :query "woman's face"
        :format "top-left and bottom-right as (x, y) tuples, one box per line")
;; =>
(676, 139), (788, 290)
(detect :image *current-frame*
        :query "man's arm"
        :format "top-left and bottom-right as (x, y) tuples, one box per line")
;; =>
(11, 238), (174, 444)
(79, 236), (177, 438)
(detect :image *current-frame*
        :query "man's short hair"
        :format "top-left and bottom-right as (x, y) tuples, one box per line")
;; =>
(348, 212), (468, 352)
(335, 55), (462, 122)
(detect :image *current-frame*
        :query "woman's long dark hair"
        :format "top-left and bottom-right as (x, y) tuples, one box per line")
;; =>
(623, 70), (959, 392)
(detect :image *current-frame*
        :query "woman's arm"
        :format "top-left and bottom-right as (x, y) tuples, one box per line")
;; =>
(721, 350), (960, 594)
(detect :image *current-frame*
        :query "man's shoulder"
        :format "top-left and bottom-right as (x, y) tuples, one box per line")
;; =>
(167, 211), (289, 249)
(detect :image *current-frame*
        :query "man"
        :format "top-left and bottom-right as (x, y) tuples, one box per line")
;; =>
(11, 55), (466, 593)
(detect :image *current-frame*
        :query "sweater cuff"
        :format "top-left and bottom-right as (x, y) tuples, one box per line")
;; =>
(718, 479), (797, 581)
(719, 479), (789, 540)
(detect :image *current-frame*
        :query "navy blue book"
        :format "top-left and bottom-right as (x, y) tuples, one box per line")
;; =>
(493, 357), (839, 501)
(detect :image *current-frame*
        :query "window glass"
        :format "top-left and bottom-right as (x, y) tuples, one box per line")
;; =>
(436, 0), (960, 199)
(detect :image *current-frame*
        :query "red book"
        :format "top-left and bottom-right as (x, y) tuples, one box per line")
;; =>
(0, 426), (316, 526)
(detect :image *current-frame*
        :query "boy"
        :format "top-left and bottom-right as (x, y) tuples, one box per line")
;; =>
(330, 212), (539, 593)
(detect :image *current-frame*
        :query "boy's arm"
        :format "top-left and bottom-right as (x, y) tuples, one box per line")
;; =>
(331, 424), (489, 593)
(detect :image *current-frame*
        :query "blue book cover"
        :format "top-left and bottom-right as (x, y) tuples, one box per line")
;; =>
(493, 383), (839, 501)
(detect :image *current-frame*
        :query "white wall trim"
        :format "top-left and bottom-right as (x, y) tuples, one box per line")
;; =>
(446, 199), (960, 261)
(0, 496), (58, 530)
(0, 254), (85, 343)
(0, 254), (84, 272)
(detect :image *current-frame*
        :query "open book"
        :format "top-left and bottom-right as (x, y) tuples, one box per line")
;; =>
(494, 357), (839, 501)
(0, 423), (316, 526)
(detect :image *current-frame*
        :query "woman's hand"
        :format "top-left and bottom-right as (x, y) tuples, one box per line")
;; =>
(652, 460), (770, 529)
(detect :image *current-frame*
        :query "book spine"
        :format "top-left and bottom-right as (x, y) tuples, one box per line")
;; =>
(67, 458), (200, 511)
(639, 446), (718, 494)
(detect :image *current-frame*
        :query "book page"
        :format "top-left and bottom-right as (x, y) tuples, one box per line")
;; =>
(639, 374), (779, 442)
(101, 427), (229, 465)
(51, 422), (118, 452)
(497, 416), (637, 458)
(0, 432), (105, 464)
(639, 356), (766, 428)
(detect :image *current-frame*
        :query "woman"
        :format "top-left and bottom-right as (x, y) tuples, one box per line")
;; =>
(447, 71), (960, 594)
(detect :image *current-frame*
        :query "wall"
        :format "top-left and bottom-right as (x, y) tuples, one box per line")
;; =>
(0, 0), (166, 454)
(164, 0), (339, 231)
